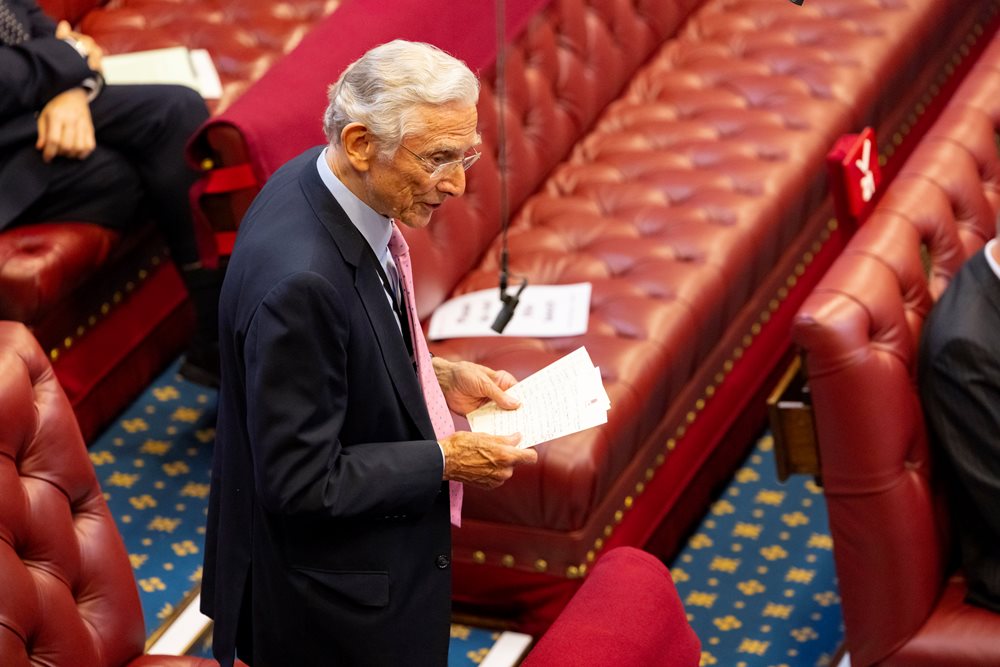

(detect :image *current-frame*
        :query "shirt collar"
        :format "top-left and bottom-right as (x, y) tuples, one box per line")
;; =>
(985, 238), (1000, 283)
(316, 148), (392, 258)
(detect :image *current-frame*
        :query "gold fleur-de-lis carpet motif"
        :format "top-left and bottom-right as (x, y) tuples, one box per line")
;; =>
(88, 359), (502, 664)
(670, 435), (843, 666)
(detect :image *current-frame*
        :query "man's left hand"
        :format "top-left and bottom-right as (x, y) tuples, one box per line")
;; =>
(55, 20), (104, 71)
(433, 357), (521, 416)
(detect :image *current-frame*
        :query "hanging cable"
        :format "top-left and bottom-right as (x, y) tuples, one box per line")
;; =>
(490, 0), (528, 334)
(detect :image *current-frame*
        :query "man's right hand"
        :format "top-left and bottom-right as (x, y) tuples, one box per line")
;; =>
(439, 431), (537, 489)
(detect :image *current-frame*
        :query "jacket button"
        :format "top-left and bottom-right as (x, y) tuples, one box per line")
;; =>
(436, 554), (451, 569)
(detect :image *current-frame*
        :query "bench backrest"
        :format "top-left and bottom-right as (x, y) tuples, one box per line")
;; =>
(192, 0), (706, 318)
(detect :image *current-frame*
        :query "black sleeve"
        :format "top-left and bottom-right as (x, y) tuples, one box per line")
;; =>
(244, 271), (444, 520)
(923, 337), (1000, 537)
(0, 37), (92, 122)
(22, 0), (57, 37)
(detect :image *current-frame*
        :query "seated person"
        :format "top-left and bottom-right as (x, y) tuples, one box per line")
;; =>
(918, 216), (1000, 613)
(0, 0), (220, 385)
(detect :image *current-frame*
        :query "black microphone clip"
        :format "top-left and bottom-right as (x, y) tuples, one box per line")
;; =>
(490, 277), (528, 334)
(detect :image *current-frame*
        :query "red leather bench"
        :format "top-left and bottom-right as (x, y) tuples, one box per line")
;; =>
(791, 32), (1000, 666)
(185, 0), (999, 630)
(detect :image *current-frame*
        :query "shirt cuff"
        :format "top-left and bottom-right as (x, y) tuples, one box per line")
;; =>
(79, 73), (104, 102)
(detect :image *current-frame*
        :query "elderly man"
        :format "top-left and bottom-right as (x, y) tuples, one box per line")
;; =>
(202, 40), (538, 666)
(919, 218), (1000, 613)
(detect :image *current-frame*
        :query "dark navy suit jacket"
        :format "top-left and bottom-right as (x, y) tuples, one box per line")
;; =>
(202, 148), (453, 666)
(919, 247), (1000, 613)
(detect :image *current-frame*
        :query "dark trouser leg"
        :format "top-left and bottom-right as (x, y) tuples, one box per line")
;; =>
(88, 84), (220, 385)
(10, 147), (142, 230)
(88, 84), (210, 267)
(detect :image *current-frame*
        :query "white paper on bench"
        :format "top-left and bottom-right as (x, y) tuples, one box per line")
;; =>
(101, 46), (222, 99)
(467, 346), (610, 449)
(427, 282), (591, 340)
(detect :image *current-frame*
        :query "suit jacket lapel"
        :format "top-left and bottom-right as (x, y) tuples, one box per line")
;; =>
(297, 151), (436, 441)
(971, 248), (1000, 320)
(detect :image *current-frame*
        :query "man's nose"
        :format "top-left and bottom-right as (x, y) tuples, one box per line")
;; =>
(437, 166), (466, 197)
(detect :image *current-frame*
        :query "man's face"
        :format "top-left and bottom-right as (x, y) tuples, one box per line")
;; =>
(365, 102), (480, 229)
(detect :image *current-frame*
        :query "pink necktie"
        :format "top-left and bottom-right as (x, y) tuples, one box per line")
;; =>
(388, 224), (463, 527)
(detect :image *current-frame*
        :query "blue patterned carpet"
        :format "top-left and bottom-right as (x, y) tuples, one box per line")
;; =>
(89, 358), (843, 665)
(88, 360), (216, 634)
(670, 434), (844, 666)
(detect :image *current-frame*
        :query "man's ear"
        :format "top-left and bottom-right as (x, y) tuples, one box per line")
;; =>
(340, 123), (376, 172)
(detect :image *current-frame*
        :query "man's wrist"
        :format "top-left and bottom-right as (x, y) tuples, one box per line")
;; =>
(61, 36), (89, 60)
(79, 73), (104, 102)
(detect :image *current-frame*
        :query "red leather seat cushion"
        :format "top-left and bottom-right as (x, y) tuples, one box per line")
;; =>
(521, 547), (700, 666)
(0, 224), (118, 323)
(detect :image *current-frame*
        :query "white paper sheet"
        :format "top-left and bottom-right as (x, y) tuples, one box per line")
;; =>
(427, 283), (591, 340)
(101, 47), (222, 99)
(467, 347), (610, 448)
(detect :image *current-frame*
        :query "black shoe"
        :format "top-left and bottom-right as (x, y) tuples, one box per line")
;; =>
(178, 264), (223, 388)
(179, 343), (220, 388)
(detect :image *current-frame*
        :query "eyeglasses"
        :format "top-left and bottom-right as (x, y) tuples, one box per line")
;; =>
(399, 145), (482, 179)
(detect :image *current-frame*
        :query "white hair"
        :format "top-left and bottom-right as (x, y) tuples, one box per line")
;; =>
(323, 40), (480, 157)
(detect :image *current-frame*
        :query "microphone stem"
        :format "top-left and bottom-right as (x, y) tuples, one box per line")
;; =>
(496, 0), (510, 294)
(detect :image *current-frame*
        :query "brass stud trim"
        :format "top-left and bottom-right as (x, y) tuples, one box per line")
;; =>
(48, 252), (169, 364)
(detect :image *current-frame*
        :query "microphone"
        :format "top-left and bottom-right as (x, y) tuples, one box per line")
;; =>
(490, 248), (528, 333)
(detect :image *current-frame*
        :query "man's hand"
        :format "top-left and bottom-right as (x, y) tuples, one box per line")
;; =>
(439, 431), (537, 489)
(433, 357), (521, 416)
(56, 20), (104, 71)
(35, 88), (96, 162)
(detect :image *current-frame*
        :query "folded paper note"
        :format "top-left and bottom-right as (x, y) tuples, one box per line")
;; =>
(467, 346), (610, 448)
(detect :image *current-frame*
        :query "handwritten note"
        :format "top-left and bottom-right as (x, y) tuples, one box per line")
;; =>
(467, 347), (610, 448)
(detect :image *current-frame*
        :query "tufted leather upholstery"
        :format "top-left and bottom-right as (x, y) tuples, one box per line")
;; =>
(0, 321), (215, 667)
(0, 224), (118, 323)
(79, 0), (340, 115)
(434, 0), (991, 583)
(791, 33), (1000, 667)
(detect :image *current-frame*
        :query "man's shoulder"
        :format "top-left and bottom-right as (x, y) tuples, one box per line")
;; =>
(254, 146), (324, 198)
(923, 251), (997, 355)
(271, 146), (325, 179)
(238, 147), (324, 228)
